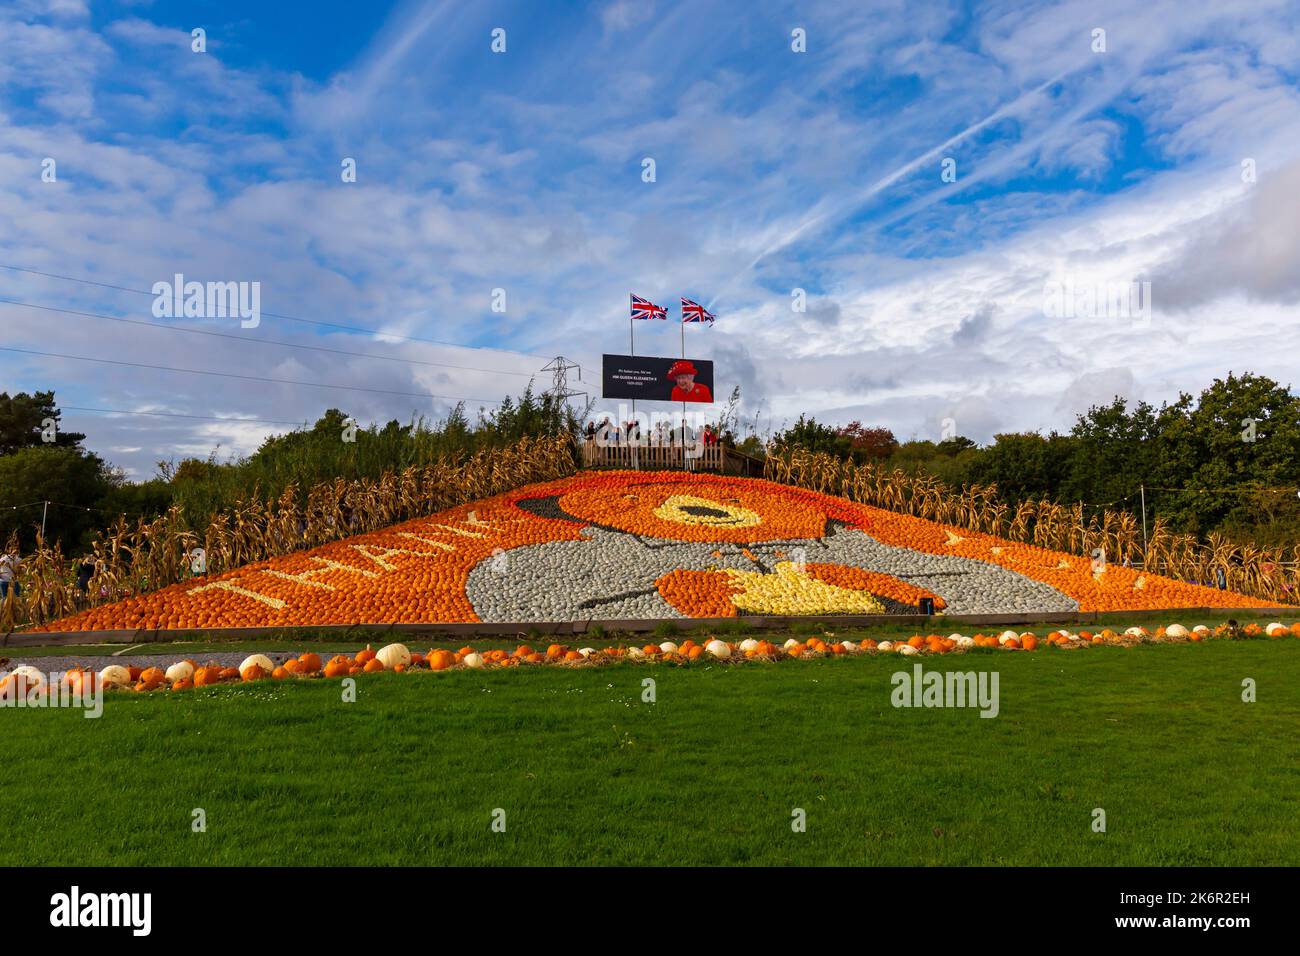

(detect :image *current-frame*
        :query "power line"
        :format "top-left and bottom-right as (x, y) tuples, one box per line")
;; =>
(0, 345), (508, 405)
(2, 499), (160, 519)
(0, 297), (539, 378)
(0, 262), (561, 362)
(61, 406), (305, 426)
(1144, 484), (1300, 495)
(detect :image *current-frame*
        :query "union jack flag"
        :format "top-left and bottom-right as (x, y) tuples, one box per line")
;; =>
(630, 293), (667, 320)
(681, 297), (715, 324)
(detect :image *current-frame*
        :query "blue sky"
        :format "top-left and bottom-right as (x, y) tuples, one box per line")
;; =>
(2, 0), (1300, 477)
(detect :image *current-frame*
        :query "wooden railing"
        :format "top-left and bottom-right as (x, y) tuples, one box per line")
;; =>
(581, 440), (724, 472)
(579, 440), (766, 476)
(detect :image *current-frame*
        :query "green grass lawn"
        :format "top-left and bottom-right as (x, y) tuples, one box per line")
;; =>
(4, 639), (1298, 866)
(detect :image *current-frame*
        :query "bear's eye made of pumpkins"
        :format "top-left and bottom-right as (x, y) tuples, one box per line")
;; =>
(653, 495), (761, 527)
(546, 478), (832, 543)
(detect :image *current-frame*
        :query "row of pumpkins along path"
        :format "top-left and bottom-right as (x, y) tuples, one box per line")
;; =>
(6, 621), (1299, 697)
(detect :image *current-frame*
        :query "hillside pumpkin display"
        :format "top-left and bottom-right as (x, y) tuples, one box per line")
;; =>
(35, 472), (1285, 633)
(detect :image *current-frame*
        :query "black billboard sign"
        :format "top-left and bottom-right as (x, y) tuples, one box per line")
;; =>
(602, 354), (715, 403)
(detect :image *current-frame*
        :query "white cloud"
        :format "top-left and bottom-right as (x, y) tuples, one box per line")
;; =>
(1145, 159), (1300, 308)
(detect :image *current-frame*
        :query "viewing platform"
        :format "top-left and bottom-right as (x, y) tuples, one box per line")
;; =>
(579, 439), (762, 476)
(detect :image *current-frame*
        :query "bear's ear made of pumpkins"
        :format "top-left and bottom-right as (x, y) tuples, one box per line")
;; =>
(512, 494), (585, 524)
(552, 476), (834, 543)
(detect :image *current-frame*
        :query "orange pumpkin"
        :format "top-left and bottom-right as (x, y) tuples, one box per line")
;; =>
(64, 668), (98, 695)
(323, 660), (351, 678)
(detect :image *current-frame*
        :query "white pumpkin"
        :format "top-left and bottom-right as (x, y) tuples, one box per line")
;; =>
(9, 665), (45, 689)
(1164, 624), (1189, 639)
(783, 638), (800, 650)
(838, 641), (860, 654)
(98, 665), (132, 688)
(626, 646), (646, 660)
(877, 641), (894, 652)
(1124, 626), (1146, 638)
(899, 644), (919, 656)
(953, 635), (975, 648)
(1265, 622), (1287, 637)
(462, 652), (485, 669)
(1192, 624), (1210, 636)
(705, 639), (731, 658)
(998, 630), (1018, 643)
(239, 654), (276, 674)
(658, 641), (679, 654)
(165, 661), (195, 683)
(577, 647), (596, 658)
(947, 633), (966, 642)
(738, 638), (760, 653)
(375, 643), (411, 669)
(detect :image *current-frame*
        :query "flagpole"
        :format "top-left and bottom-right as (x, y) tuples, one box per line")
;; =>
(681, 308), (688, 471)
(629, 305), (636, 426)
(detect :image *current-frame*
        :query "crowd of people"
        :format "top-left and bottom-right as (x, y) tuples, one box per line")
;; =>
(584, 417), (723, 448)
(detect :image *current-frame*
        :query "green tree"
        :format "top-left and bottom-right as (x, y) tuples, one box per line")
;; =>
(1152, 373), (1300, 534)
(771, 415), (852, 458)
(0, 446), (110, 549)
(0, 391), (86, 454)
(1060, 397), (1164, 512)
(966, 432), (1074, 505)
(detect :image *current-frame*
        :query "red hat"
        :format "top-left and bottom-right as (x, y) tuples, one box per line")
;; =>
(666, 359), (698, 379)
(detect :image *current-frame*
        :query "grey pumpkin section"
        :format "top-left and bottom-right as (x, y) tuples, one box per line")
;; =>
(465, 525), (1079, 622)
